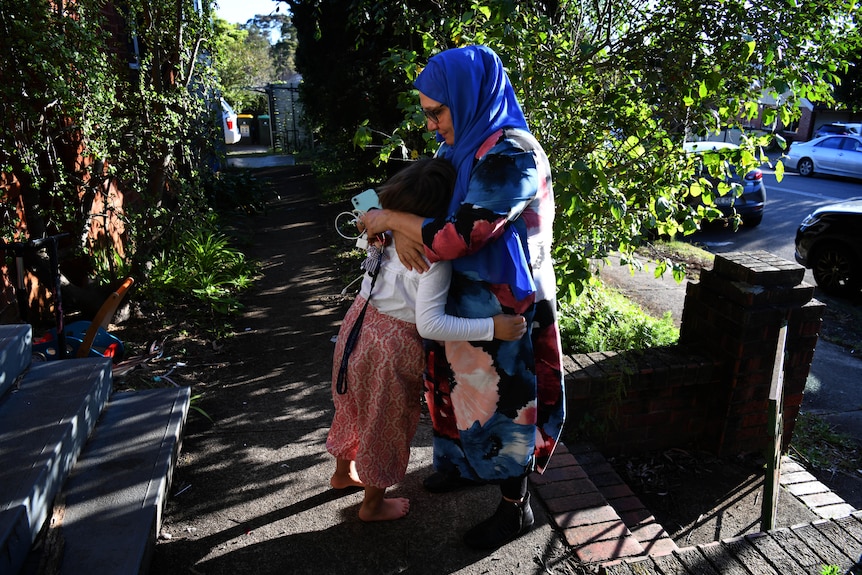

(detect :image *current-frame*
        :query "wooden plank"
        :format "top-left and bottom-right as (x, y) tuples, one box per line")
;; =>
(744, 532), (809, 575)
(697, 541), (750, 575)
(652, 551), (691, 575)
(812, 520), (862, 567)
(791, 523), (855, 568)
(835, 514), (862, 545)
(56, 387), (190, 575)
(627, 558), (665, 575)
(602, 561), (638, 575)
(675, 547), (721, 574)
(769, 528), (828, 572)
(721, 537), (780, 575)
(762, 322), (787, 531)
(0, 324), (31, 397)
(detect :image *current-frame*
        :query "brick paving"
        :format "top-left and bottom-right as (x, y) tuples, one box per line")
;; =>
(532, 441), (862, 572)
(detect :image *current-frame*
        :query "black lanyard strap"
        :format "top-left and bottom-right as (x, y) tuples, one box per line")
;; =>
(335, 243), (384, 394)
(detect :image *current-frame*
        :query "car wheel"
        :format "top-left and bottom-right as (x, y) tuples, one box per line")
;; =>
(797, 158), (815, 177)
(811, 243), (860, 295)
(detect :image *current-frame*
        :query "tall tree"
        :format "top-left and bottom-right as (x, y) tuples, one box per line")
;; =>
(212, 17), (277, 112)
(285, 0), (431, 158)
(343, 0), (861, 296)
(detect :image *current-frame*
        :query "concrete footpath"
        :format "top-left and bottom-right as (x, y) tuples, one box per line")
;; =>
(148, 150), (862, 574)
(149, 157), (580, 575)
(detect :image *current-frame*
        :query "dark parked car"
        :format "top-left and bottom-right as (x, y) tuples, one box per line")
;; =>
(795, 199), (862, 294)
(684, 141), (766, 226)
(813, 123), (852, 138)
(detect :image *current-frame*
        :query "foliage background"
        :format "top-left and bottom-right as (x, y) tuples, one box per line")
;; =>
(286, 0), (861, 301)
(0, 0), (290, 326)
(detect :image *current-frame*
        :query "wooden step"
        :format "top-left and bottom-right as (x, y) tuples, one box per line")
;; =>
(45, 386), (191, 575)
(0, 324), (32, 397)
(0, 357), (113, 575)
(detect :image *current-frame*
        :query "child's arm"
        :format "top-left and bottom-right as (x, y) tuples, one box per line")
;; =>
(415, 261), (525, 342)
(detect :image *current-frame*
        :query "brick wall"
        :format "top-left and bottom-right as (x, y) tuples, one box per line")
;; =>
(564, 251), (823, 458)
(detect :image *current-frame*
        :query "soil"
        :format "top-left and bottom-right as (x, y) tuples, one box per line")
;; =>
(98, 164), (862, 551)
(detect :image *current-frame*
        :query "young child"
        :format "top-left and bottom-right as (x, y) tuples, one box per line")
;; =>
(326, 157), (527, 522)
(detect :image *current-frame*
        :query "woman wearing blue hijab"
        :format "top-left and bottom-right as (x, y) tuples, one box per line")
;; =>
(362, 45), (565, 549)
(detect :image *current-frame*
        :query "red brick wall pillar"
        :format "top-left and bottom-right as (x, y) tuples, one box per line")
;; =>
(678, 251), (824, 456)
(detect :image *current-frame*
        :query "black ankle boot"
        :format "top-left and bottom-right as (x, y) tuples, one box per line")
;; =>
(463, 492), (535, 549)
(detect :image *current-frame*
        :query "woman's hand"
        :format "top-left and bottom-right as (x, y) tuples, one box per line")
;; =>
(362, 210), (430, 272)
(360, 208), (389, 236)
(392, 231), (429, 273)
(492, 314), (527, 341)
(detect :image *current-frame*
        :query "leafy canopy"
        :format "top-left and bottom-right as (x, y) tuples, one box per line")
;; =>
(327, 0), (860, 299)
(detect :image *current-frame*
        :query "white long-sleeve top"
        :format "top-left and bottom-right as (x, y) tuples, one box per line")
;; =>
(357, 241), (495, 341)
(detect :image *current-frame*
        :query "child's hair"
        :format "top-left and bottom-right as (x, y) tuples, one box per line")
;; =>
(376, 158), (455, 219)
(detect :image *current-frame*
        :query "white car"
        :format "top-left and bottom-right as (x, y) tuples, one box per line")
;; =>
(221, 98), (241, 145)
(784, 134), (862, 179)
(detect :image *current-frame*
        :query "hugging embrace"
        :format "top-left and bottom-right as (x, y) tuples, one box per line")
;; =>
(327, 44), (566, 551)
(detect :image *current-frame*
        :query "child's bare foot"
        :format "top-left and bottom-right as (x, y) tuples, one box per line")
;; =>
(331, 459), (364, 489)
(330, 473), (364, 489)
(359, 497), (410, 522)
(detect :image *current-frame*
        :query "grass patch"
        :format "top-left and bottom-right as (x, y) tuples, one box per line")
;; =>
(790, 412), (862, 473)
(635, 239), (715, 281)
(559, 277), (679, 354)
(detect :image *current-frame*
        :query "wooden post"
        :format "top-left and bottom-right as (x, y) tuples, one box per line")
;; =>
(762, 321), (788, 531)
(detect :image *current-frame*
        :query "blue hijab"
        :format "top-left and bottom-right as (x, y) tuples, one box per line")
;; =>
(414, 45), (535, 301)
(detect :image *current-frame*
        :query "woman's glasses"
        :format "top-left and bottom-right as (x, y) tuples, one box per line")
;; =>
(422, 105), (447, 124)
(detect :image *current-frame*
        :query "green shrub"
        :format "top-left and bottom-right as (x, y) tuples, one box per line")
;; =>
(558, 278), (678, 354)
(207, 169), (270, 215)
(145, 213), (258, 328)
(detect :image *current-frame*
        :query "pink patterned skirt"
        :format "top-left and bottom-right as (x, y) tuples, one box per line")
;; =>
(326, 297), (425, 488)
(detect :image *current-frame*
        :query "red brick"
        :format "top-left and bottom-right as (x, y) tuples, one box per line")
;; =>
(562, 520), (629, 546)
(799, 491), (845, 508)
(551, 504), (620, 528)
(531, 464), (587, 485)
(786, 481), (829, 497)
(543, 452), (578, 470)
(590, 471), (625, 488)
(815, 503), (855, 519)
(544, 490), (607, 513)
(599, 483), (635, 500)
(536, 478), (599, 500)
(630, 520), (668, 542)
(574, 535), (644, 563)
(780, 470), (817, 485)
(619, 508), (653, 526)
(639, 537), (678, 556)
(609, 495), (646, 513)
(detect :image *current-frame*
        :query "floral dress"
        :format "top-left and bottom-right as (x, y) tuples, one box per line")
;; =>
(422, 128), (565, 482)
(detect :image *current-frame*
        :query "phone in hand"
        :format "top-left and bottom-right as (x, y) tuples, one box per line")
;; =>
(351, 189), (381, 213)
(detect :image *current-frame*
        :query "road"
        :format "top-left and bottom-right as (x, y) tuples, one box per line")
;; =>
(682, 159), (862, 443)
(689, 158), (862, 287)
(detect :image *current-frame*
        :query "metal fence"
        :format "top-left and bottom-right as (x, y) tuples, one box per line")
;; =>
(267, 83), (312, 153)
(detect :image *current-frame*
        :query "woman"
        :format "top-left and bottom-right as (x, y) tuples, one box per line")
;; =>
(327, 158), (527, 523)
(362, 45), (565, 549)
